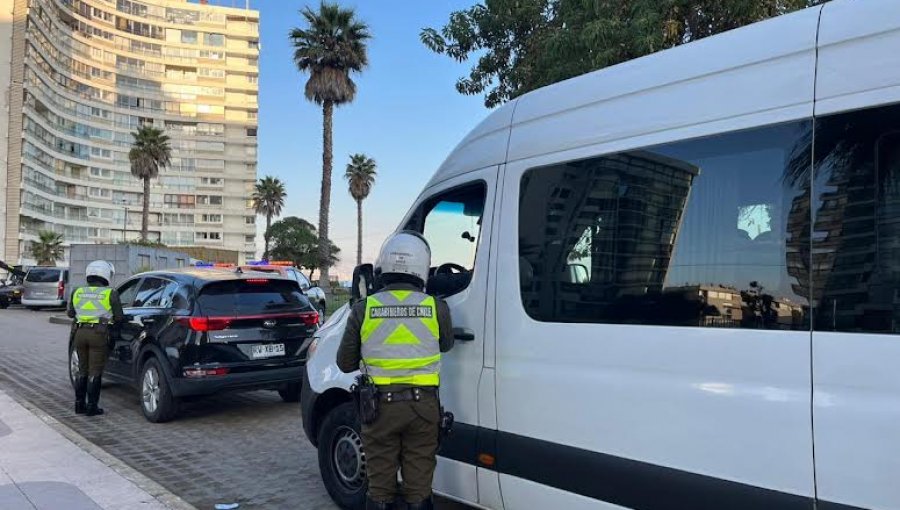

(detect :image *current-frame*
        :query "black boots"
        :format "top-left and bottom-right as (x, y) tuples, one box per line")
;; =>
(85, 376), (104, 416)
(365, 496), (394, 510)
(405, 497), (434, 510)
(74, 376), (87, 415)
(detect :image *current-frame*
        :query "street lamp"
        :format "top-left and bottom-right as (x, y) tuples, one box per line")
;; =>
(118, 198), (128, 242)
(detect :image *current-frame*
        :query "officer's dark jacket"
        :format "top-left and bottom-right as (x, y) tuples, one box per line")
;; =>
(337, 282), (454, 379)
(66, 286), (126, 324)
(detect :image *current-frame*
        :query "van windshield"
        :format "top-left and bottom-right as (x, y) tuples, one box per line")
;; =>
(26, 269), (61, 283)
(198, 279), (311, 316)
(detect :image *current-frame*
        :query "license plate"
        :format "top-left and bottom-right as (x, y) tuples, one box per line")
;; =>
(251, 343), (285, 359)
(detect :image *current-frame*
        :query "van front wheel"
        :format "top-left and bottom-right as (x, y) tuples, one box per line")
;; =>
(317, 402), (367, 510)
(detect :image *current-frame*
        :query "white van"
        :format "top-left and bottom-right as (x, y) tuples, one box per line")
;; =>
(301, 1), (900, 508)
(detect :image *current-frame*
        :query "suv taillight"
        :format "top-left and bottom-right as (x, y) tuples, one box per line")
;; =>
(57, 280), (64, 299)
(176, 316), (232, 332)
(299, 311), (319, 326)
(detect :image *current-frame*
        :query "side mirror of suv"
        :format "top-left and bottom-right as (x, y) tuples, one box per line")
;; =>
(351, 264), (375, 303)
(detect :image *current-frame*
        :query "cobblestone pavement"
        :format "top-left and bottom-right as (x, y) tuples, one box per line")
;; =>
(0, 308), (401, 510)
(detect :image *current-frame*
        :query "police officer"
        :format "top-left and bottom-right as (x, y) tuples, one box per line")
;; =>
(67, 260), (125, 416)
(337, 231), (454, 510)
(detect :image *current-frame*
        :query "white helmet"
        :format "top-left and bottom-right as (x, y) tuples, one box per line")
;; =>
(85, 260), (115, 286)
(375, 231), (431, 284)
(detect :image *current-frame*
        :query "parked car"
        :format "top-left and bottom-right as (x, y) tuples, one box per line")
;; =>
(22, 267), (69, 309)
(68, 268), (320, 423)
(239, 262), (327, 317)
(0, 281), (23, 309)
(0, 276), (24, 309)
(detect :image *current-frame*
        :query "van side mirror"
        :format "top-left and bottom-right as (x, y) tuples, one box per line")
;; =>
(351, 264), (375, 303)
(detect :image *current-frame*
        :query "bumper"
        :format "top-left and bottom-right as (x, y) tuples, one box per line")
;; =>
(170, 364), (304, 398)
(21, 297), (64, 307)
(300, 365), (318, 445)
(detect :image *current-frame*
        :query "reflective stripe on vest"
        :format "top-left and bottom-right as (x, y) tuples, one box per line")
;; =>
(73, 286), (113, 324)
(361, 290), (440, 386)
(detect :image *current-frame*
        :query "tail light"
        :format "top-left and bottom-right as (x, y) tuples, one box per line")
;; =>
(176, 316), (232, 332)
(183, 367), (230, 378)
(57, 280), (65, 299)
(299, 311), (319, 326)
(244, 278), (270, 285)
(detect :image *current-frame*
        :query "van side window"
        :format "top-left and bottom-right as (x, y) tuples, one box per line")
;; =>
(812, 104), (900, 333)
(405, 183), (486, 297)
(519, 120), (812, 329)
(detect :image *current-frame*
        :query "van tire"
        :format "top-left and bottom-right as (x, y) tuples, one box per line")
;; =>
(278, 382), (301, 402)
(139, 358), (179, 423)
(318, 402), (366, 510)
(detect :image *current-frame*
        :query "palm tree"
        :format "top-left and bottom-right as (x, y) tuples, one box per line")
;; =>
(128, 125), (171, 241)
(344, 154), (377, 265)
(252, 176), (287, 260)
(290, 2), (371, 292)
(31, 230), (64, 266)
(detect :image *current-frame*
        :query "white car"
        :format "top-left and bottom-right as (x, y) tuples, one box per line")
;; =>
(301, 1), (900, 508)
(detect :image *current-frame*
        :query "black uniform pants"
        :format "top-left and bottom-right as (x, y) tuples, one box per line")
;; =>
(361, 390), (440, 503)
(74, 325), (108, 377)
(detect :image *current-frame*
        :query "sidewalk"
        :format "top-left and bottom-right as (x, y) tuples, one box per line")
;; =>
(0, 391), (194, 510)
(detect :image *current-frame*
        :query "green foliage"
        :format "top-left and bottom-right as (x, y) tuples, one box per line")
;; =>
(289, 2), (372, 106)
(268, 216), (341, 275)
(252, 176), (288, 259)
(128, 125), (171, 181)
(422, 0), (824, 107)
(345, 154), (377, 201)
(119, 239), (167, 248)
(30, 230), (65, 266)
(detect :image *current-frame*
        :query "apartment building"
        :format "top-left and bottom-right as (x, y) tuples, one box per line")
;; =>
(1, 0), (259, 265)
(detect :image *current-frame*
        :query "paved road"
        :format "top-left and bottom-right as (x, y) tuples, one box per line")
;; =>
(0, 308), (468, 510)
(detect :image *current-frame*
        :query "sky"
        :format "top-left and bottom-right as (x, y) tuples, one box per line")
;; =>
(218, 0), (491, 279)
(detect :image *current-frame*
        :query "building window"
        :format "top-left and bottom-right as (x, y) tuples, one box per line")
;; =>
(200, 214), (222, 223)
(247, 128), (257, 137)
(245, 235), (255, 243)
(203, 33), (225, 47)
(181, 30), (198, 44)
(245, 216), (255, 225)
(248, 40), (259, 50)
(518, 120), (812, 329)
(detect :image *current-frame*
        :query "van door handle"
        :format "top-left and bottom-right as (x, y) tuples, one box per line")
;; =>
(453, 328), (475, 341)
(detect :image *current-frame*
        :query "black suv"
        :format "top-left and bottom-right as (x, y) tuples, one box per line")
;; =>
(68, 268), (319, 422)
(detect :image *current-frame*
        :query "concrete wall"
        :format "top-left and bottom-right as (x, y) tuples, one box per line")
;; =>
(69, 244), (191, 288)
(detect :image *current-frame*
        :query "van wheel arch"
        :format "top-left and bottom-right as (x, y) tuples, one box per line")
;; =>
(312, 388), (353, 448)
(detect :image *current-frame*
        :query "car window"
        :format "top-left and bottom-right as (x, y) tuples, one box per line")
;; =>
(296, 271), (311, 288)
(405, 183), (487, 296)
(198, 279), (310, 315)
(117, 278), (141, 307)
(25, 268), (61, 283)
(133, 277), (168, 308)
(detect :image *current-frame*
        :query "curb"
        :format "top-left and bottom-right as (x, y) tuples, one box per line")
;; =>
(49, 315), (72, 325)
(13, 396), (198, 510)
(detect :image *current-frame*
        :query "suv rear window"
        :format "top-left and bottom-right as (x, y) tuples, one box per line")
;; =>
(26, 269), (61, 283)
(198, 279), (311, 315)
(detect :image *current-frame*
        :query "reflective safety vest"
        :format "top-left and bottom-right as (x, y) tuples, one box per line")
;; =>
(360, 290), (441, 386)
(72, 286), (113, 324)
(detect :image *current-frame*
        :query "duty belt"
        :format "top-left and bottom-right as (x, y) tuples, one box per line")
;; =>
(382, 387), (436, 403)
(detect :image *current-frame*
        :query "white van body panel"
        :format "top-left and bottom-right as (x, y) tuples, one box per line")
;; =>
(811, 1), (900, 509)
(815, 0), (900, 116)
(500, 475), (627, 510)
(506, 6), (821, 163)
(306, 304), (355, 395)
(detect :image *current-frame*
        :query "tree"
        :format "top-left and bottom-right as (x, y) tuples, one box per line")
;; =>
(128, 125), (171, 241)
(31, 230), (64, 266)
(252, 176), (287, 260)
(290, 2), (371, 294)
(422, 0), (823, 108)
(344, 153), (377, 265)
(268, 216), (341, 280)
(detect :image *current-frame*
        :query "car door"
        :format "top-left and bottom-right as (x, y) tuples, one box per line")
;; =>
(114, 277), (173, 380)
(400, 167), (499, 506)
(106, 277), (141, 378)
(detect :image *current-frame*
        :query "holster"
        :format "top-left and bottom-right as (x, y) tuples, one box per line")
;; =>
(351, 374), (380, 425)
